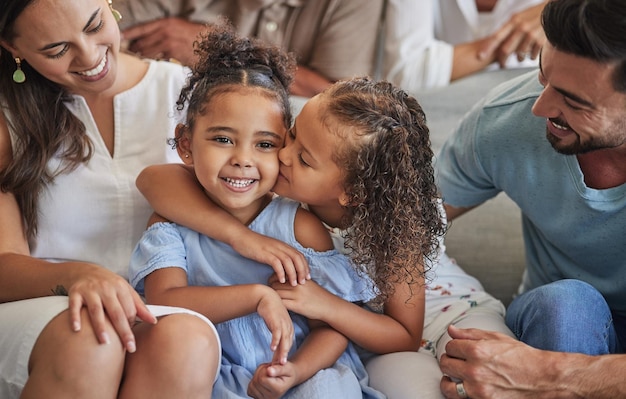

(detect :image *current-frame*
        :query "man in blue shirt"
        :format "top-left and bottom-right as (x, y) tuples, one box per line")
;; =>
(437, 0), (626, 397)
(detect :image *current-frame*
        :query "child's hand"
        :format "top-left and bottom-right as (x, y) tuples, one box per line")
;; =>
(247, 361), (298, 399)
(231, 229), (310, 286)
(269, 277), (334, 322)
(257, 290), (295, 364)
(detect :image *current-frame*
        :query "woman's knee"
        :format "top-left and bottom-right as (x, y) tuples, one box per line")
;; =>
(25, 308), (125, 397)
(31, 307), (125, 369)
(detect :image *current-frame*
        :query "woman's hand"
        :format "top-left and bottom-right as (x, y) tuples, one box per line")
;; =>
(256, 289), (295, 365)
(67, 264), (156, 353)
(232, 229), (310, 286)
(479, 3), (547, 67)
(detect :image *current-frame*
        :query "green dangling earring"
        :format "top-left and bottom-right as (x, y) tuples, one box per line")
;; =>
(12, 57), (25, 84)
(108, 0), (122, 22)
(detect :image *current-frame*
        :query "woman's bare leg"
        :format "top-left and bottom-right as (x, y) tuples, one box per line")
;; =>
(21, 308), (125, 399)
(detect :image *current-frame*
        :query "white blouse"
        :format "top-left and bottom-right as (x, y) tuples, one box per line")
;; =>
(383, 0), (543, 93)
(27, 60), (188, 278)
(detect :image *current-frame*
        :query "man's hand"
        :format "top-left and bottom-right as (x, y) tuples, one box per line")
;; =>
(122, 18), (209, 65)
(439, 325), (561, 398)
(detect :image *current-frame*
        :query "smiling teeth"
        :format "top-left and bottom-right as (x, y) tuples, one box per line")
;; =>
(550, 120), (569, 130)
(78, 54), (107, 76)
(224, 178), (255, 188)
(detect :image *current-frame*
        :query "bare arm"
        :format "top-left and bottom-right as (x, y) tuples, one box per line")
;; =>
(136, 164), (309, 285)
(248, 321), (349, 398)
(144, 205), (345, 398)
(0, 190), (154, 353)
(450, 11), (540, 80)
(277, 206), (425, 353)
(287, 321), (348, 380)
(452, 2), (547, 81)
(450, 37), (506, 82)
(144, 267), (294, 363)
(333, 280), (425, 354)
(0, 114), (154, 352)
(247, 207), (348, 397)
(439, 326), (626, 399)
(443, 203), (476, 222)
(271, 269), (425, 354)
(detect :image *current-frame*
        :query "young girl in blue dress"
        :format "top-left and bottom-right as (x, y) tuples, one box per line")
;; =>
(137, 79), (515, 398)
(128, 25), (384, 399)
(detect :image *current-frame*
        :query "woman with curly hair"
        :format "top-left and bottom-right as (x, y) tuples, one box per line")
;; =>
(138, 77), (512, 398)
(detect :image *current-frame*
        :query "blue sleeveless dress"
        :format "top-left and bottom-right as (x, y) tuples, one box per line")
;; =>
(129, 197), (385, 398)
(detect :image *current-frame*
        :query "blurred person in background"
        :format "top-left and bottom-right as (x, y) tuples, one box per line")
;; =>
(116, 0), (384, 97)
(383, 0), (547, 93)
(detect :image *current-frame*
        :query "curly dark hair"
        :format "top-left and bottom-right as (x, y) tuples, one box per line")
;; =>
(319, 77), (446, 302)
(174, 23), (296, 136)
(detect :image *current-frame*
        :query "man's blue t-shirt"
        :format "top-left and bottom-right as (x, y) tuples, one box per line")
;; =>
(436, 71), (626, 315)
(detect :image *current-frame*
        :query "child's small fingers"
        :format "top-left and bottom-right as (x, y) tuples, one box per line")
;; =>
(272, 264), (287, 285)
(280, 332), (294, 364)
(280, 258), (299, 287)
(293, 254), (310, 284)
(275, 337), (291, 365)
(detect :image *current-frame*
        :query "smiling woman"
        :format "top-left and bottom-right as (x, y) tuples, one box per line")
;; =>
(0, 0), (220, 398)
(5, 0), (124, 95)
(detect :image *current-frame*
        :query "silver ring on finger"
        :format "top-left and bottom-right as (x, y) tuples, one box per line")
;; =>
(456, 381), (469, 398)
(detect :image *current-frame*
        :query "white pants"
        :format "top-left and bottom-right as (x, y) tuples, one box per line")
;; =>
(0, 297), (219, 399)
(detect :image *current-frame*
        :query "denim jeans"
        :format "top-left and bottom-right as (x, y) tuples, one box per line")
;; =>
(506, 279), (625, 355)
